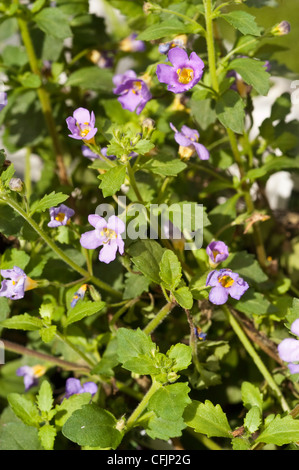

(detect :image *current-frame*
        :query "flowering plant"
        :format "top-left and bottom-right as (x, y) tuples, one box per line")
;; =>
(0, 0), (298, 454)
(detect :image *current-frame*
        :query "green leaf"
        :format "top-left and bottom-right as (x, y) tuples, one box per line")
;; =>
(0, 421), (41, 450)
(232, 289), (277, 316)
(256, 415), (299, 446)
(246, 156), (299, 182)
(0, 314), (43, 331)
(36, 381), (53, 414)
(18, 72), (42, 89)
(133, 140), (155, 155)
(227, 58), (270, 96)
(66, 66), (113, 91)
(116, 327), (157, 374)
(98, 165), (126, 198)
(220, 11), (262, 36)
(215, 90), (245, 134)
(1, 162), (15, 186)
(159, 250), (182, 290)
(142, 154), (187, 176)
(167, 343), (192, 373)
(244, 406), (261, 433)
(55, 393), (92, 428)
(30, 191), (69, 215)
(184, 400), (232, 438)
(33, 7), (72, 39)
(8, 393), (42, 428)
(62, 404), (123, 449)
(173, 286), (193, 309)
(38, 424), (56, 450)
(222, 251), (268, 284)
(138, 19), (197, 41)
(127, 239), (165, 284)
(123, 272), (151, 300)
(1, 248), (30, 271)
(241, 381), (263, 413)
(65, 300), (106, 326)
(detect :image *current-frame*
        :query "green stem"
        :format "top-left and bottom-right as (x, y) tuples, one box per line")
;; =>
(125, 379), (162, 431)
(14, 6), (68, 185)
(223, 305), (290, 413)
(55, 331), (96, 369)
(204, 0), (219, 93)
(2, 339), (91, 373)
(1, 195), (122, 298)
(143, 302), (176, 336)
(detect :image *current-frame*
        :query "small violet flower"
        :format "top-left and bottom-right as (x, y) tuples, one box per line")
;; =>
(119, 33), (145, 53)
(65, 377), (98, 398)
(16, 364), (47, 391)
(271, 20), (291, 36)
(71, 284), (88, 308)
(113, 70), (152, 115)
(206, 241), (229, 266)
(48, 204), (75, 228)
(278, 319), (299, 374)
(156, 47), (204, 93)
(80, 215), (125, 264)
(206, 269), (249, 305)
(170, 122), (209, 160)
(194, 326), (207, 341)
(66, 107), (98, 142)
(158, 34), (188, 55)
(0, 91), (7, 111)
(0, 266), (37, 300)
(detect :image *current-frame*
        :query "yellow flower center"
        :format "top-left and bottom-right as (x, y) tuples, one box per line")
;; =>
(101, 227), (117, 242)
(178, 145), (194, 160)
(132, 81), (142, 94)
(177, 67), (194, 84)
(218, 275), (234, 288)
(55, 212), (66, 223)
(32, 364), (47, 378)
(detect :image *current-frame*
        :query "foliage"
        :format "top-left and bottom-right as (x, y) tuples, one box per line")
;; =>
(0, 0), (298, 452)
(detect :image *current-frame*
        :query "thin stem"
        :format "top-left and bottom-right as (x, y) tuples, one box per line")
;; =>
(2, 339), (90, 373)
(55, 331), (96, 368)
(14, 6), (68, 185)
(143, 302), (176, 336)
(204, 0), (219, 93)
(1, 195), (122, 298)
(223, 305), (290, 413)
(125, 379), (162, 432)
(156, 6), (206, 37)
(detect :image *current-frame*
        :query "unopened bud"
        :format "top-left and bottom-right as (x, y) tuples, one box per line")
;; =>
(271, 21), (291, 36)
(9, 177), (24, 192)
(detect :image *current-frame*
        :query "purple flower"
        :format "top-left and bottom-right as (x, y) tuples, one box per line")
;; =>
(278, 319), (299, 374)
(0, 91), (7, 111)
(194, 326), (207, 341)
(66, 107), (98, 142)
(71, 284), (88, 308)
(206, 241), (229, 266)
(271, 20), (291, 36)
(113, 70), (152, 115)
(156, 47), (204, 93)
(65, 378), (98, 398)
(80, 214), (125, 264)
(16, 364), (47, 391)
(0, 266), (37, 300)
(119, 33), (145, 52)
(206, 269), (249, 305)
(158, 35), (187, 55)
(170, 123), (209, 160)
(48, 204), (75, 228)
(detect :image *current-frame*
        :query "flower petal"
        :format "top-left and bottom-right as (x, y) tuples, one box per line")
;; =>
(99, 240), (118, 264)
(73, 107), (91, 124)
(278, 338), (299, 362)
(80, 229), (102, 249)
(209, 286), (229, 305)
(168, 47), (189, 67)
(107, 215), (125, 235)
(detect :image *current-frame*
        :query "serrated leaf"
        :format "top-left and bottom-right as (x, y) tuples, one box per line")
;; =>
(148, 383), (191, 421)
(38, 424), (56, 450)
(184, 400), (232, 438)
(62, 404), (123, 449)
(216, 90), (245, 134)
(127, 239), (165, 284)
(36, 381), (53, 414)
(0, 314), (43, 331)
(65, 300), (106, 326)
(241, 381), (263, 413)
(227, 58), (270, 95)
(133, 140), (155, 155)
(30, 192), (69, 215)
(221, 11), (262, 36)
(142, 154), (187, 176)
(159, 250), (182, 290)
(173, 286), (193, 309)
(33, 8), (72, 39)
(116, 327), (156, 368)
(256, 415), (299, 446)
(167, 343), (192, 372)
(8, 393), (42, 428)
(55, 393), (92, 428)
(98, 165), (126, 198)
(244, 406), (261, 433)
(138, 19), (197, 41)
(0, 422), (41, 450)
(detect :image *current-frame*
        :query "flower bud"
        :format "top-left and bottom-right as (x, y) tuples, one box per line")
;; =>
(9, 177), (24, 192)
(271, 21), (291, 36)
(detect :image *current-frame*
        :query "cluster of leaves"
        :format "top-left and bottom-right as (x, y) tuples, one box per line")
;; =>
(0, 0), (299, 452)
